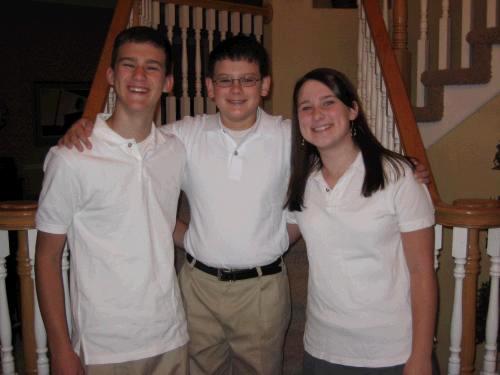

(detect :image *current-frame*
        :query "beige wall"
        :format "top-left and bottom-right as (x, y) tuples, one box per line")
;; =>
(428, 94), (500, 203)
(264, 0), (358, 119)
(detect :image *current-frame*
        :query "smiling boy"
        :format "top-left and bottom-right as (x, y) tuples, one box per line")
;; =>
(35, 27), (188, 375)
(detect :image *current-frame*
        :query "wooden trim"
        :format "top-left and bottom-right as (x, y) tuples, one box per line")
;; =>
(0, 201), (37, 230)
(157, 0), (273, 23)
(435, 201), (500, 229)
(82, 0), (136, 121)
(362, 0), (440, 204)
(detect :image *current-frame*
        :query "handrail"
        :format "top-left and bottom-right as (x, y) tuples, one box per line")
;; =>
(158, 0), (273, 23)
(82, 0), (135, 121)
(361, 0), (440, 204)
(436, 199), (500, 229)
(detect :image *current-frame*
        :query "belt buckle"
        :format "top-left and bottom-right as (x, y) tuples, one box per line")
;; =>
(217, 268), (235, 282)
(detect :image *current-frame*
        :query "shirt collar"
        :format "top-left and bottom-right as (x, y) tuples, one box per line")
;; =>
(205, 107), (264, 136)
(94, 113), (158, 147)
(311, 151), (364, 186)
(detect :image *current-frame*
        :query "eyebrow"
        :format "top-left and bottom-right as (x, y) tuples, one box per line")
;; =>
(118, 57), (163, 66)
(298, 94), (335, 106)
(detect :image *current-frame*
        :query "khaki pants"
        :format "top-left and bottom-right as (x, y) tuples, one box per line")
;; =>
(179, 261), (291, 375)
(85, 344), (188, 375)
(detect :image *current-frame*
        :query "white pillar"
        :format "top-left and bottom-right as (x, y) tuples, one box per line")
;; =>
(0, 230), (15, 375)
(481, 228), (500, 375)
(448, 227), (468, 375)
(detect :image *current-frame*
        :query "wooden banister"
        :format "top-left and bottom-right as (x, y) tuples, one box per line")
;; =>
(158, 0), (273, 23)
(82, 0), (135, 121)
(362, 0), (440, 204)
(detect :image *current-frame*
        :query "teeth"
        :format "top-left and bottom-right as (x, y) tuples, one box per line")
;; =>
(129, 87), (148, 93)
(313, 125), (330, 132)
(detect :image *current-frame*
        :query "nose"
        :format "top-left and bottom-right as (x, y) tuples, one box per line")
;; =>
(229, 78), (243, 92)
(132, 66), (146, 80)
(312, 106), (324, 120)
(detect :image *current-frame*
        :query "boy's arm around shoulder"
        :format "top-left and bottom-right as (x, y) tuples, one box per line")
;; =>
(35, 232), (84, 374)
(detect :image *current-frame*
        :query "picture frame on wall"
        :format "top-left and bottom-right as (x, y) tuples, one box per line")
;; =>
(33, 81), (90, 145)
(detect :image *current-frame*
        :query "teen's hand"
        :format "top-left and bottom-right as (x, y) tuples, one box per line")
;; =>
(51, 349), (84, 375)
(57, 118), (94, 152)
(411, 158), (430, 185)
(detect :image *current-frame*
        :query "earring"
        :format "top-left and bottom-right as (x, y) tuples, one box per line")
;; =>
(301, 137), (305, 147)
(350, 121), (357, 137)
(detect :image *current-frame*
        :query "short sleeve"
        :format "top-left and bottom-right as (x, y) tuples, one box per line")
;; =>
(285, 208), (298, 224)
(390, 165), (435, 233)
(36, 149), (79, 234)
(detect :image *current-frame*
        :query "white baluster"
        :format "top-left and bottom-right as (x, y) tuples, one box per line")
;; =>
(179, 5), (190, 117)
(165, 3), (177, 123)
(461, 0), (472, 68)
(486, 0), (497, 27)
(242, 13), (252, 36)
(206, 8), (217, 114)
(382, 0), (389, 29)
(194, 7), (204, 115)
(152, 0), (160, 27)
(357, 4), (364, 103)
(434, 224), (443, 270)
(219, 11), (229, 41)
(369, 38), (377, 135)
(62, 242), (72, 336)
(438, 0), (451, 70)
(448, 227), (468, 375)
(393, 119), (401, 153)
(374, 60), (384, 146)
(28, 229), (49, 375)
(381, 78), (390, 149)
(481, 228), (500, 375)
(253, 15), (263, 43)
(0, 231), (15, 375)
(416, 0), (429, 107)
(230, 12), (241, 36)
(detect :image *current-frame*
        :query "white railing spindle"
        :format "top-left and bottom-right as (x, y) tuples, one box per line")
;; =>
(179, 5), (190, 117)
(416, 0), (429, 107)
(486, 0), (497, 27)
(219, 11), (229, 41)
(206, 8), (217, 114)
(438, 0), (451, 70)
(461, 0), (472, 68)
(0, 230), (15, 375)
(448, 227), (468, 375)
(481, 228), (500, 375)
(194, 7), (204, 115)
(230, 12), (241, 36)
(253, 15), (263, 42)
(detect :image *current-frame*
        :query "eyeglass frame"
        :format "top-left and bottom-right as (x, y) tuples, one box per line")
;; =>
(211, 75), (262, 88)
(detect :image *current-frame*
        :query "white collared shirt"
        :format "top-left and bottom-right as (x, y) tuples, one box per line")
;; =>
(166, 108), (291, 268)
(36, 114), (188, 365)
(289, 153), (435, 367)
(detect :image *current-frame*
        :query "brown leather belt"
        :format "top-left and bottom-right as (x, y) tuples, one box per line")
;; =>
(186, 253), (282, 282)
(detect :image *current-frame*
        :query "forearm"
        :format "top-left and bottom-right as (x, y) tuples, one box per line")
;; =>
(173, 219), (188, 249)
(409, 267), (437, 359)
(35, 234), (72, 354)
(287, 223), (302, 247)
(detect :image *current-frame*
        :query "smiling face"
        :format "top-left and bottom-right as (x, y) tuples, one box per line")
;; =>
(106, 42), (172, 115)
(205, 59), (271, 130)
(297, 79), (358, 152)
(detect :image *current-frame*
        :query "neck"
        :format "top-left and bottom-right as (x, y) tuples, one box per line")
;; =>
(319, 141), (359, 188)
(107, 106), (154, 142)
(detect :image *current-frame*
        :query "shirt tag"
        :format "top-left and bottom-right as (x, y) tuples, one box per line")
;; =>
(228, 155), (243, 181)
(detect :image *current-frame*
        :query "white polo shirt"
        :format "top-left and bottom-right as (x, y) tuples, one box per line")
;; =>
(290, 153), (435, 367)
(166, 108), (291, 268)
(36, 114), (188, 365)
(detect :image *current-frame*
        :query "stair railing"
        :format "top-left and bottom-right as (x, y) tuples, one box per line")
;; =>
(360, 1), (500, 374)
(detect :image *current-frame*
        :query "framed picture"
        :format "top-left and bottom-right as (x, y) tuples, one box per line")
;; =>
(34, 81), (90, 145)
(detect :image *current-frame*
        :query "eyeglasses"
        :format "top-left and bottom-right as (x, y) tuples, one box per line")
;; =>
(212, 76), (261, 88)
